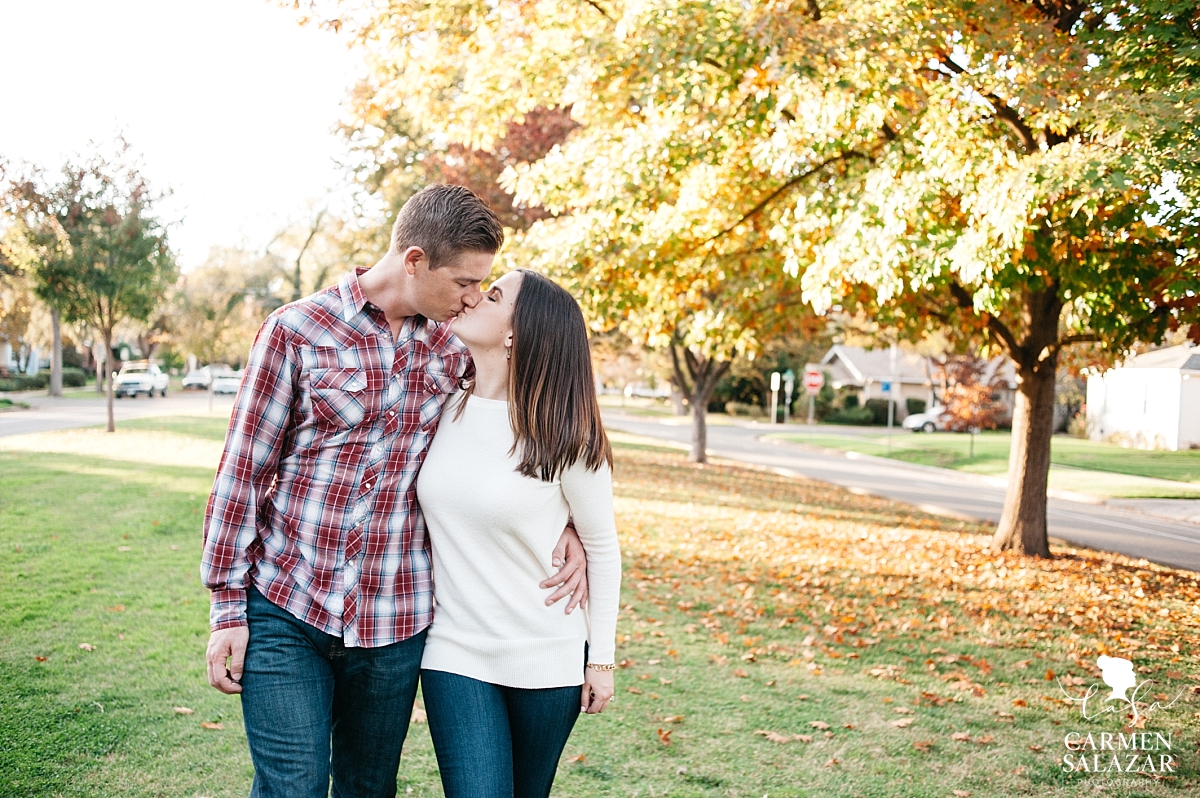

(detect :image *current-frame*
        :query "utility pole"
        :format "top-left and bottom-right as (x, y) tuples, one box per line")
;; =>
(769, 372), (781, 424)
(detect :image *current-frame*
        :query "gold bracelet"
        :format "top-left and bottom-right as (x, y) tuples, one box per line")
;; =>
(587, 662), (616, 672)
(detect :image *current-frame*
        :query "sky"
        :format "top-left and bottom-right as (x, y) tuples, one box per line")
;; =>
(0, 0), (362, 267)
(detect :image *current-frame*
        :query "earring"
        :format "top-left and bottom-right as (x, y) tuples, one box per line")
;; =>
(505, 346), (511, 361)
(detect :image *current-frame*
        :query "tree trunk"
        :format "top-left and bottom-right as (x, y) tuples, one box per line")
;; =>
(94, 342), (104, 393)
(103, 328), (115, 433)
(669, 380), (687, 416)
(989, 286), (1062, 557)
(49, 307), (63, 397)
(669, 341), (732, 464)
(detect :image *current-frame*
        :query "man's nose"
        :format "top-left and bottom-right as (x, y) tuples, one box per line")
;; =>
(462, 290), (482, 309)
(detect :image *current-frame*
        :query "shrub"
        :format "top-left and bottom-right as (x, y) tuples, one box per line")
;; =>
(0, 373), (50, 392)
(863, 398), (900, 425)
(726, 401), (765, 418)
(843, 394), (860, 409)
(824, 406), (874, 425)
(62, 367), (89, 388)
(906, 398), (926, 415)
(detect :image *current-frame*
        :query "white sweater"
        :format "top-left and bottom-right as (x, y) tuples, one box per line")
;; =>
(416, 395), (621, 688)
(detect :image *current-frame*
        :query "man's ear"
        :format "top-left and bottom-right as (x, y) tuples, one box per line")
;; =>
(401, 246), (426, 276)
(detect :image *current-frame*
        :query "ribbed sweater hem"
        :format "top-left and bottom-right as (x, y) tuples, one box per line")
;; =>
(421, 632), (585, 689)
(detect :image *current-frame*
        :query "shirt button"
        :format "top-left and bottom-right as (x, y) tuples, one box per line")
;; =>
(371, 443), (385, 458)
(364, 482), (373, 490)
(387, 410), (395, 418)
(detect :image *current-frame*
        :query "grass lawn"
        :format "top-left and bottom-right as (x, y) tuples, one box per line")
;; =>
(0, 398), (30, 410)
(766, 430), (1200, 499)
(4, 417), (1200, 796)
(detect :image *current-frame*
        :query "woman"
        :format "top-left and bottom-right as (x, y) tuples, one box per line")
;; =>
(416, 268), (620, 798)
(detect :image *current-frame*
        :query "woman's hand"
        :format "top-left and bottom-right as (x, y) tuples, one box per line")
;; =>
(581, 667), (615, 714)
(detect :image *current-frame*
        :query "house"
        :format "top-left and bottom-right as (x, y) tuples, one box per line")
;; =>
(1086, 343), (1200, 451)
(815, 345), (937, 419)
(814, 345), (1018, 420)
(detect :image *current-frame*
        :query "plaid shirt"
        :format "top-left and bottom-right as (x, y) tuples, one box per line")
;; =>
(201, 269), (470, 647)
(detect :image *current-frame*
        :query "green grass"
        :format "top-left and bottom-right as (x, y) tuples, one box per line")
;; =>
(767, 430), (1200, 498)
(0, 398), (30, 410)
(3, 417), (1200, 796)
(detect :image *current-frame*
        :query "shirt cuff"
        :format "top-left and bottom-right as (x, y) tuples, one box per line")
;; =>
(209, 587), (248, 631)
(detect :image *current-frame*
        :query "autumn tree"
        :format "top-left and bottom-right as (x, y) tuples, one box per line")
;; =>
(936, 357), (1009, 432)
(299, 0), (1198, 537)
(6, 146), (177, 431)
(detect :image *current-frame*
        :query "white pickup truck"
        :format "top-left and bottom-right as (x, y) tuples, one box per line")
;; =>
(114, 362), (169, 398)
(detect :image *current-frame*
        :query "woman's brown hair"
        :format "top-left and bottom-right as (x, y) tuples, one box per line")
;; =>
(507, 269), (612, 481)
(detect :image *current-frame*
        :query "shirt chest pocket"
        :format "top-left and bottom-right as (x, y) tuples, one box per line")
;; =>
(417, 371), (460, 432)
(307, 368), (375, 430)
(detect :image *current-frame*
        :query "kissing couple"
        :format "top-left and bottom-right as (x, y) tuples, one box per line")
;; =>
(201, 184), (620, 797)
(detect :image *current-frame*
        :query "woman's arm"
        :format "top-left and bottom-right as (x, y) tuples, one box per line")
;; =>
(559, 462), (621, 668)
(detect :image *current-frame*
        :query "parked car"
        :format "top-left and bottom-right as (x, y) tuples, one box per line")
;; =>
(211, 369), (244, 395)
(902, 404), (950, 433)
(181, 367), (211, 390)
(114, 362), (169, 398)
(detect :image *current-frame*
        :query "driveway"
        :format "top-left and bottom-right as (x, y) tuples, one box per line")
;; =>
(604, 410), (1200, 574)
(0, 391), (235, 437)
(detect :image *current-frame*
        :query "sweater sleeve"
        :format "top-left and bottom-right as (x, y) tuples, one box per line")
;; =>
(560, 460), (621, 665)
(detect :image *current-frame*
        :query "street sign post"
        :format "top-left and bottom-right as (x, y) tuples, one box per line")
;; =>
(769, 371), (781, 425)
(782, 369), (795, 424)
(803, 368), (823, 424)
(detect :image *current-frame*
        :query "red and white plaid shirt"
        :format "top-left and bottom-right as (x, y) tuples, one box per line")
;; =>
(201, 269), (470, 647)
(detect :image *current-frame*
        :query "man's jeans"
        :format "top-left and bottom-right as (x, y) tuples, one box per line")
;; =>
(420, 669), (580, 798)
(242, 585), (425, 798)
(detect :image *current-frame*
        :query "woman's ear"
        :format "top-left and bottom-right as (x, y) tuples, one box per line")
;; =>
(504, 331), (514, 349)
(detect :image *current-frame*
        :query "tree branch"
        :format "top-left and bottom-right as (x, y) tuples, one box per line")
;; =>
(934, 57), (1038, 152)
(1057, 333), (1099, 347)
(949, 282), (1023, 358)
(580, 0), (612, 20)
(807, 0), (821, 21)
(702, 151), (867, 248)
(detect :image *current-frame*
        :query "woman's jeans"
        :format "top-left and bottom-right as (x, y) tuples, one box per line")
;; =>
(420, 669), (581, 798)
(241, 585), (425, 798)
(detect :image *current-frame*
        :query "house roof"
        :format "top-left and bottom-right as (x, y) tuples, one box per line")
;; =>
(1123, 343), (1200, 371)
(817, 345), (930, 385)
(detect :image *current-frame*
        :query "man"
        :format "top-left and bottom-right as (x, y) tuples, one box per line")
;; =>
(202, 184), (588, 798)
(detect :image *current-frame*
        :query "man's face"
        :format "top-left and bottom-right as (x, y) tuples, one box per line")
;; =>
(407, 248), (496, 322)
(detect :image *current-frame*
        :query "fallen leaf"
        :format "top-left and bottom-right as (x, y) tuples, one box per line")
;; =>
(637, 673), (651, 680)
(411, 707), (427, 724)
(974, 734), (995, 745)
(648, 659), (662, 665)
(118, 546), (131, 552)
(754, 730), (793, 743)
(618, 659), (635, 668)
(107, 605), (125, 613)
(660, 678), (673, 685)
(657, 728), (672, 746)
(710, 654), (728, 666)
(913, 740), (935, 752)
(810, 721), (831, 730)
(200, 722), (224, 730)
(661, 715), (684, 723)
(794, 734), (813, 743)
(1165, 670), (1184, 679)
(894, 707), (914, 714)
(1012, 699), (1027, 707)
(1028, 744), (1044, 752)
(823, 757), (839, 768)
(732, 668), (749, 678)
(1044, 669), (1055, 681)
(891, 718), (914, 728)
(34, 656), (48, 662)
(1014, 660), (1031, 670)
(78, 643), (94, 651)
(953, 791), (972, 797)
(996, 711), (1014, 721)
(797, 694), (810, 700)
(568, 754), (587, 763)
(173, 707), (194, 715)
(843, 723), (856, 729)
(951, 732), (972, 742)
(627, 687), (643, 695)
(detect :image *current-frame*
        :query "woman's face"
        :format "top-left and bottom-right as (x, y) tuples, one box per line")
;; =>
(449, 270), (523, 353)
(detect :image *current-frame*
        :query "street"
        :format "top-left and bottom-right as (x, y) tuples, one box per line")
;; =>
(0, 390), (235, 437)
(603, 410), (1200, 574)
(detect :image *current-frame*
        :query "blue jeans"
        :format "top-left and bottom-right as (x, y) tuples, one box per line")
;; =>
(241, 585), (425, 798)
(420, 669), (581, 798)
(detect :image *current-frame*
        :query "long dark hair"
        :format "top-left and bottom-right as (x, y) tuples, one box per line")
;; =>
(508, 269), (612, 481)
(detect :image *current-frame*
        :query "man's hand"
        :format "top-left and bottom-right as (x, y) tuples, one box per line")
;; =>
(206, 626), (249, 694)
(540, 524), (589, 614)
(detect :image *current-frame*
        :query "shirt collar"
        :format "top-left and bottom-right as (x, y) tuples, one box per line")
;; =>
(338, 268), (372, 323)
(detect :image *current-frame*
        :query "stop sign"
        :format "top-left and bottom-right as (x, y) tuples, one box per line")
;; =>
(803, 369), (824, 395)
